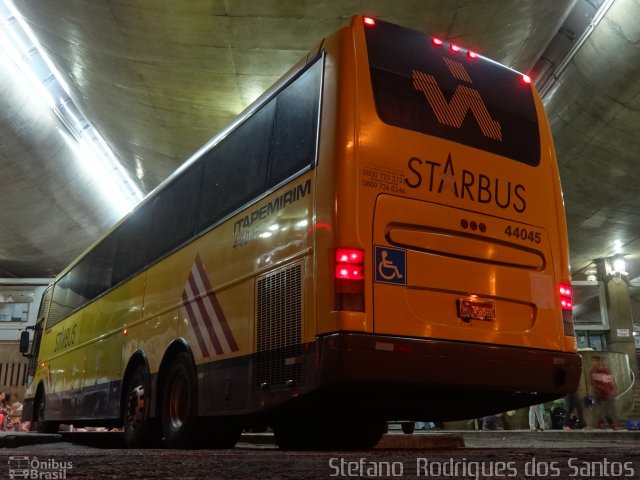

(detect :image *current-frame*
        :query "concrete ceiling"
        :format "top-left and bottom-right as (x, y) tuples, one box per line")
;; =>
(1, 0), (639, 284)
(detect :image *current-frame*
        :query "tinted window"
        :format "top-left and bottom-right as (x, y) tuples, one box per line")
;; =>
(37, 285), (53, 321)
(44, 56), (324, 327)
(364, 20), (540, 166)
(83, 235), (117, 299)
(112, 203), (153, 286)
(198, 101), (274, 230)
(149, 164), (202, 259)
(46, 233), (116, 326)
(47, 273), (80, 327)
(269, 59), (322, 184)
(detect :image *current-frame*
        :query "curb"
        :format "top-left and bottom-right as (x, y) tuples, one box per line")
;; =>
(239, 432), (466, 449)
(0, 433), (62, 448)
(375, 433), (465, 449)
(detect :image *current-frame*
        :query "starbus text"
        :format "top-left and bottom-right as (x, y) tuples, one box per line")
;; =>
(405, 154), (526, 213)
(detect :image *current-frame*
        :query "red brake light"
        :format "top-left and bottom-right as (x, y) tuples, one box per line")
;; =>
(336, 248), (364, 264)
(335, 248), (365, 311)
(522, 74), (532, 84)
(363, 17), (376, 27)
(450, 44), (461, 53)
(335, 266), (364, 281)
(467, 50), (478, 59)
(431, 37), (444, 47)
(559, 283), (573, 311)
(559, 282), (575, 337)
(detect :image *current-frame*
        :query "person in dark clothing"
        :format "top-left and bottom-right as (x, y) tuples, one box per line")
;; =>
(562, 392), (590, 431)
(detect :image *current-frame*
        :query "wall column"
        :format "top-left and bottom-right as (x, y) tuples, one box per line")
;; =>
(595, 258), (639, 421)
(596, 258), (637, 365)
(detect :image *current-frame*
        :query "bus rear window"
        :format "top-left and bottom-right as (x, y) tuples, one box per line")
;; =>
(364, 19), (540, 167)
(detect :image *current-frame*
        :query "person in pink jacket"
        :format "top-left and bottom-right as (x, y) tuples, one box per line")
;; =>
(589, 356), (619, 429)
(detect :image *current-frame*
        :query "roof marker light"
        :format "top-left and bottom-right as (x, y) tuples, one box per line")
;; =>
(522, 74), (532, 84)
(431, 37), (444, 46)
(450, 44), (461, 53)
(467, 50), (478, 59)
(363, 17), (376, 26)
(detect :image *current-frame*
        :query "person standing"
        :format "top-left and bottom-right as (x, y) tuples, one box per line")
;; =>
(0, 392), (8, 430)
(529, 403), (545, 431)
(561, 392), (590, 431)
(589, 356), (618, 429)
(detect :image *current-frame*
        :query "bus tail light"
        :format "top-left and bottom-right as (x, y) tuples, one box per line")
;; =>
(335, 248), (365, 311)
(559, 283), (575, 336)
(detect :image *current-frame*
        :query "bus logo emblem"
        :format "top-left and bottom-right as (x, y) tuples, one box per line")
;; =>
(375, 246), (406, 285)
(182, 255), (239, 358)
(411, 60), (502, 141)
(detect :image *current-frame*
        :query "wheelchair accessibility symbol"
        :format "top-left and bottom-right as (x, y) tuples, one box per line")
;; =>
(375, 246), (406, 285)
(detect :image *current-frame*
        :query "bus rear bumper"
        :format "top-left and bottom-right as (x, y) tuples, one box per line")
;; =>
(314, 332), (581, 418)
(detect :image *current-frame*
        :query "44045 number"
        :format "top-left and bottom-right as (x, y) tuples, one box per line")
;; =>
(504, 225), (541, 244)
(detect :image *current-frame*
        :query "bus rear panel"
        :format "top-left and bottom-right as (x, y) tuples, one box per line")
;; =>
(311, 17), (580, 420)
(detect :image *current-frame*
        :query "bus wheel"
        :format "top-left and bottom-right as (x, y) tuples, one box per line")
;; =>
(123, 365), (155, 448)
(34, 391), (58, 434)
(162, 352), (197, 448)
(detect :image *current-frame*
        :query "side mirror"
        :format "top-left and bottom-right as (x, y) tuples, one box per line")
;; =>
(19, 330), (30, 355)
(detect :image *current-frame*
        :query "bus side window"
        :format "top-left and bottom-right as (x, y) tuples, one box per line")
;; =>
(47, 274), (76, 328)
(198, 101), (274, 231)
(148, 163), (202, 259)
(111, 202), (154, 287)
(84, 235), (117, 299)
(269, 58), (322, 185)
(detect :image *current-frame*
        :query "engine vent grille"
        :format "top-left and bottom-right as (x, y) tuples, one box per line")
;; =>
(255, 263), (303, 388)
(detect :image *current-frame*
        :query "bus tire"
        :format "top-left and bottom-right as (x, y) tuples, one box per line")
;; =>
(161, 352), (197, 449)
(34, 390), (58, 434)
(123, 364), (156, 448)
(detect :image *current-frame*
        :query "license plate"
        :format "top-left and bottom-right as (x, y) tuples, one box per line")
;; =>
(457, 299), (496, 321)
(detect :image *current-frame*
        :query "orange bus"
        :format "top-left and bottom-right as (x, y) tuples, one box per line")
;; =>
(21, 16), (580, 449)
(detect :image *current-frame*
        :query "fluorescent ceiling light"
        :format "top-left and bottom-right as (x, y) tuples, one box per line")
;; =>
(0, 0), (143, 214)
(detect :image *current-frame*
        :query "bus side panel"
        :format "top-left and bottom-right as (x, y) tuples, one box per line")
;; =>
(312, 25), (367, 337)
(30, 273), (146, 423)
(37, 308), (84, 421)
(533, 89), (575, 352)
(83, 274), (146, 419)
(189, 280), (253, 415)
(141, 172), (313, 417)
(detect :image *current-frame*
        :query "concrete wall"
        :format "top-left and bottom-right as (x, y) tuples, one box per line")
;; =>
(0, 279), (50, 341)
(0, 341), (28, 402)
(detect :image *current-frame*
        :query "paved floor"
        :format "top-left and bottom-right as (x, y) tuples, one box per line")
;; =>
(1, 431), (639, 480)
(2, 428), (639, 450)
